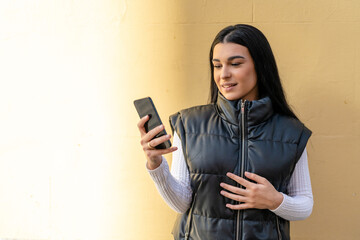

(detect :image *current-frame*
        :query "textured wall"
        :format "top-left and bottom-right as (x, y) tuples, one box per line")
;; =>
(0, 0), (359, 239)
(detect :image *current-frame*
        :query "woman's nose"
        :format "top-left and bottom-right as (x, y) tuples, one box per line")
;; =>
(220, 66), (231, 79)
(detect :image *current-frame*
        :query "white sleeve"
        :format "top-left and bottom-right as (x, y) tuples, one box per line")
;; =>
(146, 132), (192, 213)
(270, 148), (314, 221)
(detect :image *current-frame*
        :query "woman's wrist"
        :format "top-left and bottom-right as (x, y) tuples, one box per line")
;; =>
(269, 191), (284, 210)
(146, 157), (162, 170)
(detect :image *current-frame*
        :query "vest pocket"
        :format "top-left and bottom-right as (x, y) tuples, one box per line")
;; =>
(184, 193), (197, 240)
(276, 216), (282, 240)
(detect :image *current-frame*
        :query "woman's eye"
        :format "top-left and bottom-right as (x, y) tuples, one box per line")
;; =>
(214, 65), (222, 69)
(231, 62), (241, 66)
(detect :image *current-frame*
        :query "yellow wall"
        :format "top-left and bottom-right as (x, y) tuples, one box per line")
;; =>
(0, 0), (359, 239)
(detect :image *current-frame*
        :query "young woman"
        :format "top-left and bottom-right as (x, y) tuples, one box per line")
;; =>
(137, 24), (313, 240)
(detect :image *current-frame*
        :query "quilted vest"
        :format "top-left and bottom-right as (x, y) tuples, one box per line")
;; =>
(169, 93), (312, 240)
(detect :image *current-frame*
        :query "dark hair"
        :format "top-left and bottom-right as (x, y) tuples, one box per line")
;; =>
(209, 24), (298, 119)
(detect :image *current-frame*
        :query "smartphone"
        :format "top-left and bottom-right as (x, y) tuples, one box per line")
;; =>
(134, 97), (172, 149)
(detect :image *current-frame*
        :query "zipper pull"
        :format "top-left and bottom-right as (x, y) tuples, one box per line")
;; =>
(241, 100), (245, 114)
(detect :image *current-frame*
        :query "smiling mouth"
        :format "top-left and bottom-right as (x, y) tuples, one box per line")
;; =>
(222, 83), (237, 88)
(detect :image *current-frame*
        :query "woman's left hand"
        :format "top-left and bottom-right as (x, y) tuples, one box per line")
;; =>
(220, 171), (283, 210)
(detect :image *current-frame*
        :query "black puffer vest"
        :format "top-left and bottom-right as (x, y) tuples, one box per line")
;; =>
(169, 93), (311, 240)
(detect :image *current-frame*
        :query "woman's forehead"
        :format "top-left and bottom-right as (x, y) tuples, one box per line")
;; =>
(213, 43), (250, 59)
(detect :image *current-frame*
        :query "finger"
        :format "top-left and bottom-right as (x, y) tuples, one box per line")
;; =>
(244, 171), (266, 184)
(152, 146), (178, 156)
(137, 115), (150, 136)
(220, 190), (247, 202)
(226, 172), (252, 188)
(220, 183), (247, 196)
(143, 124), (165, 143)
(225, 203), (251, 210)
(149, 134), (171, 148)
(144, 146), (177, 160)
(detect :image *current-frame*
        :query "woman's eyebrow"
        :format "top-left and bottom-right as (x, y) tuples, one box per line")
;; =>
(212, 56), (245, 62)
(228, 55), (245, 60)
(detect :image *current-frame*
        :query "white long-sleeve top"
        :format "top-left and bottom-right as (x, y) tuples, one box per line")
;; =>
(147, 132), (313, 221)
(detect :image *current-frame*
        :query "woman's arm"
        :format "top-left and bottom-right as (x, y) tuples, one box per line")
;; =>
(147, 132), (192, 213)
(270, 148), (314, 220)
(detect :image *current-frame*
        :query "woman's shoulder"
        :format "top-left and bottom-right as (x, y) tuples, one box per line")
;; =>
(271, 114), (310, 131)
(169, 103), (216, 126)
(268, 113), (312, 142)
(171, 103), (215, 117)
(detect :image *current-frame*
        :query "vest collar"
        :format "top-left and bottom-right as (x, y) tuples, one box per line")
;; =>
(216, 92), (274, 126)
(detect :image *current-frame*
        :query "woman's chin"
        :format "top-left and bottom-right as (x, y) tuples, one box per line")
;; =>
(221, 92), (242, 101)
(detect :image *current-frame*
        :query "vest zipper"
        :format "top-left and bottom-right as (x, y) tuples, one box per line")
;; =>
(276, 216), (282, 240)
(236, 100), (246, 240)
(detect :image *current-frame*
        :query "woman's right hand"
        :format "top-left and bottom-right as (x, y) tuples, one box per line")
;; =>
(137, 115), (178, 170)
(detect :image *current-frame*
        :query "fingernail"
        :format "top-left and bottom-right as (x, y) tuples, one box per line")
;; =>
(220, 183), (224, 187)
(220, 191), (224, 195)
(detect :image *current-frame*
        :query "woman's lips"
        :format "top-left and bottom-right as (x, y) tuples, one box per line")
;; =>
(222, 83), (237, 91)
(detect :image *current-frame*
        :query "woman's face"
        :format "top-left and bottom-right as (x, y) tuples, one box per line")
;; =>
(212, 42), (258, 101)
